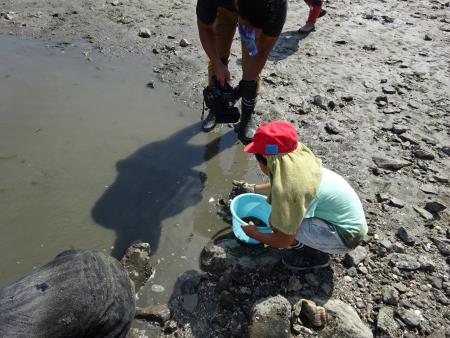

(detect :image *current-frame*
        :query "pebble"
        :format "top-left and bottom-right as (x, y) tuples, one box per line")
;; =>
(396, 308), (421, 328)
(382, 86), (396, 94)
(324, 122), (340, 135)
(151, 284), (165, 293)
(179, 38), (190, 47)
(390, 197), (405, 208)
(138, 28), (151, 38)
(413, 206), (434, 221)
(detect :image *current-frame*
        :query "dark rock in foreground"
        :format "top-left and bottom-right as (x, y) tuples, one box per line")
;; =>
(0, 250), (135, 338)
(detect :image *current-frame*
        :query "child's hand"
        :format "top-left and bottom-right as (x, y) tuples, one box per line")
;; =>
(241, 221), (258, 238)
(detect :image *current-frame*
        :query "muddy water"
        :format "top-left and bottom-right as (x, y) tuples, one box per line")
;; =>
(0, 36), (263, 304)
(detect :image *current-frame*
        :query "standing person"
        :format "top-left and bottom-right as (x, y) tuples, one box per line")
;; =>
(235, 121), (368, 270)
(298, 0), (326, 34)
(196, 0), (287, 144)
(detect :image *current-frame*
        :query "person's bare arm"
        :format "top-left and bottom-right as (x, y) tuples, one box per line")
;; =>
(242, 33), (278, 81)
(197, 19), (230, 86)
(242, 221), (295, 248)
(254, 182), (271, 195)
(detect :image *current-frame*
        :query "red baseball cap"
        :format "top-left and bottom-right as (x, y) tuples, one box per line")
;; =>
(244, 121), (299, 156)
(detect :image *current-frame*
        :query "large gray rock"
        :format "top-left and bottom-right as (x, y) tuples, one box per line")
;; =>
(248, 295), (291, 338)
(377, 306), (401, 337)
(321, 299), (373, 338)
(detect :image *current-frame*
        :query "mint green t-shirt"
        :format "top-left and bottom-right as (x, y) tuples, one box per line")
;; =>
(304, 168), (368, 248)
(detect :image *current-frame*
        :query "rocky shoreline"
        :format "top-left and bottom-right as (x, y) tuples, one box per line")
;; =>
(1, 0), (449, 336)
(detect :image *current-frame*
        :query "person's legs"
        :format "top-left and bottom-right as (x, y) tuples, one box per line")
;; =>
(298, 0), (325, 34)
(295, 217), (349, 254)
(282, 218), (349, 270)
(203, 8), (238, 132)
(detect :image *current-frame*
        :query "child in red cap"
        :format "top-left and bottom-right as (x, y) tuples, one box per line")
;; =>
(239, 121), (367, 270)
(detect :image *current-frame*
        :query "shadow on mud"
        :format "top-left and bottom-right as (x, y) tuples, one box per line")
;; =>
(91, 123), (235, 259)
(268, 30), (309, 62)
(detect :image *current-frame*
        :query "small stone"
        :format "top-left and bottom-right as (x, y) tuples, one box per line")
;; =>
(398, 132), (419, 145)
(413, 206), (434, 220)
(396, 227), (419, 246)
(420, 184), (438, 195)
(376, 193), (390, 202)
(391, 124), (409, 134)
(424, 34), (432, 41)
(441, 146), (450, 156)
(358, 265), (368, 274)
(312, 95), (328, 110)
(383, 286), (399, 305)
(390, 253), (421, 270)
(372, 156), (411, 171)
(138, 28), (151, 38)
(382, 86), (397, 94)
(146, 81), (155, 88)
(390, 197), (405, 208)
(343, 276), (353, 282)
(347, 266), (358, 277)
(179, 38), (190, 47)
(431, 277), (443, 289)
(425, 201), (446, 213)
(377, 307), (401, 337)
(151, 284), (165, 293)
(341, 96), (353, 102)
(383, 108), (400, 114)
(413, 148), (435, 160)
(393, 282), (408, 293)
(324, 122), (340, 135)
(396, 308), (421, 328)
(380, 238), (393, 251)
(375, 96), (388, 104)
(431, 238), (450, 256)
(343, 246), (368, 267)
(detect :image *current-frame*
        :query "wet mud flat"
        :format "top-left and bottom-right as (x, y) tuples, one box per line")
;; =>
(0, 36), (255, 307)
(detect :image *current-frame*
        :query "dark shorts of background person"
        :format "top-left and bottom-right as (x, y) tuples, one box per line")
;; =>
(196, 0), (287, 87)
(196, 0), (287, 38)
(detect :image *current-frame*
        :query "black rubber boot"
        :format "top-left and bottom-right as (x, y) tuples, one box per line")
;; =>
(201, 111), (216, 132)
(235, 80), (257, 144)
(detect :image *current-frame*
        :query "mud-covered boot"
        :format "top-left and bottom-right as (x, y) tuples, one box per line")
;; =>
(235, 80), (257, 144)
